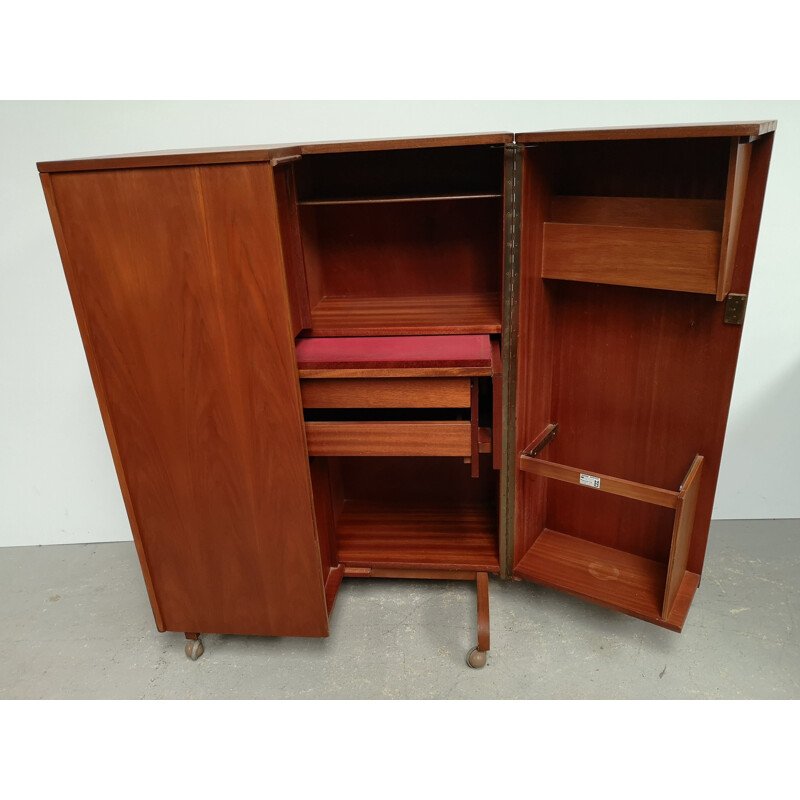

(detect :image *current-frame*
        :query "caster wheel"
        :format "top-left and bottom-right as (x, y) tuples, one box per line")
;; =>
(467, 647), (487, 669)
(185, 639), (204, 661)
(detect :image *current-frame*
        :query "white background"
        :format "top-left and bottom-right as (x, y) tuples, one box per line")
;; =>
(1, 100), (798, 548)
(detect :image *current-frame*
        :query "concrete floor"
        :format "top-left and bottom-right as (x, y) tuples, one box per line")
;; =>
(1, 519), (798, 699)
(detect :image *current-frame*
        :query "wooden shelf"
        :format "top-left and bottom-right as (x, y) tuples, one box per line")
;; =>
(298, 193), (502, 206)
(337, 501), (500, 572)
(308, 293), (502, 336)
(514, 529), (698, 632)
(541, 222), (721, 295)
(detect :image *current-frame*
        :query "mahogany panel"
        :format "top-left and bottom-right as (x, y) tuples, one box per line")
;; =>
(47, 163), (328, 637)
(519, 456), (679, 509)
(717, 140), (753, 300)
(308, 293), (502, 336)
(491, 338), (503, 471)
(663, 456), (704, 618)
(543, 282), (748, 566)
(514, 529), (698, 632)
(273, 162), (312, 335)
(542, 223), (720, 294)
(37, 133), (514, 174)
(300, 378), (471, 409)
(325, 565), (344, 614)
(345, 568), (478, 580)
(336, 502), (500, 572)
(512, 147), (555, 567)
(302, 198), (502, 299)
(517, 121), (776, 143)
(305, 421), (472, 457)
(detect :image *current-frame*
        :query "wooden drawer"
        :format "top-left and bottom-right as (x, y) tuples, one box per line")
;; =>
(305, 421), (473, 457)
(300, 377), (471, 409)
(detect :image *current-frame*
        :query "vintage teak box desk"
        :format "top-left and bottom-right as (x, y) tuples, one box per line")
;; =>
(38, 121), (776, 667)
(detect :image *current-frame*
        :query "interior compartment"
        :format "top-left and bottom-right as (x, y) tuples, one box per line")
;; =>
(532, 137), (750, 298)
(511, 138), (750, 630)
(280, 146), (506, 336)
(310, 456), (500, 572)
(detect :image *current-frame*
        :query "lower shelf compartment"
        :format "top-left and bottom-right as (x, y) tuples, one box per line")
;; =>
(337, 501), (500, 572)
(514, 529), (698, 632)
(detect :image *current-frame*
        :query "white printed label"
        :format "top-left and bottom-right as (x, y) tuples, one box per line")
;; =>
(580, 473), (601, 489)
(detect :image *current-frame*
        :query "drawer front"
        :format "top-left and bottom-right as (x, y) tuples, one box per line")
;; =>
(300, 377), (471, 409)
(305, 421), (472, 457)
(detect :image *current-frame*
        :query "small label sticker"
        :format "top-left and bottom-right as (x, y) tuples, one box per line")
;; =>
(580, 473), (601, 489)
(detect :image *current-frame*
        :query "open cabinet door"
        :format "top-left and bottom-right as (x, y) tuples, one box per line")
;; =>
(509, 122), (775, 631)
(41, 161), (331, 638)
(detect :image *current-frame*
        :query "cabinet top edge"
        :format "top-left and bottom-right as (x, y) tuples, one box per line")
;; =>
(516, 120), (777, 143)
(36, 132), (515, 174)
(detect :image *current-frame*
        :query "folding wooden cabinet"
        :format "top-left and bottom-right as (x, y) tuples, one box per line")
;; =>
(39, 121), (776, 667)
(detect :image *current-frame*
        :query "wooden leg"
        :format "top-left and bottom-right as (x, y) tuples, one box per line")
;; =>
(467, 572), (490, 668)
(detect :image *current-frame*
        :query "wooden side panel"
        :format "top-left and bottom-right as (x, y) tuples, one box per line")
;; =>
(663, 456), (703, 618)
(717, 140), (753, 300)
(512, 147), (555, 567)
(273, 162), (312, 334)
(542, 223), (720, 294)
(48, 163), (329, 637)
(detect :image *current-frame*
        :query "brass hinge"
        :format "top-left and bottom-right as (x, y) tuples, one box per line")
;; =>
(723, 294), (748, 325)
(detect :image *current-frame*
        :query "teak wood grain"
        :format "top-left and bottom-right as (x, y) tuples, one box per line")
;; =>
(549, 196), (725, 231)
(663, 455), (704, 618)
(517, 121), (776, 143)
(300, 378), (472, 408)
(308, 293), (502, 336)
(541, 222), (720, 294)
(37, 132), (515, 173)
(717, 140), (753, 300)
(514, 529), (698, 631)
(305, 421), (472, 457)
(519, 455), (680, 508)
(336, 502), (500, 572)
(45, 163), (329, 638)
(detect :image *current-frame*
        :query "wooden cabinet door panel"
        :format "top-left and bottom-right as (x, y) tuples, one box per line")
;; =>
(44, 163), (328, 637)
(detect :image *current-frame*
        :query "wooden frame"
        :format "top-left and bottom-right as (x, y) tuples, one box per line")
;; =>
(37, 122), (776, 663)
(516, 423), (704, 629)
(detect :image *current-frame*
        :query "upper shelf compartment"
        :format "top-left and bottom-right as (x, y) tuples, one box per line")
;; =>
(533, 135), (756, 299)
(283, 144), (506, 336)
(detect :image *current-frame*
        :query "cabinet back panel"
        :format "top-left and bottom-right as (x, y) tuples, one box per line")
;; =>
(544, 138), (731, 200)
(338, 456), (497, 508)
(48, 164), (329, 637)
(539, 282), (742, 566)
(301, 198), (503, 299)
(295, 146), (504, 201)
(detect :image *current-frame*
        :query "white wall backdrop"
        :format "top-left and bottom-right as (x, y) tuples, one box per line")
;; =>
(1, 100), (798, 548)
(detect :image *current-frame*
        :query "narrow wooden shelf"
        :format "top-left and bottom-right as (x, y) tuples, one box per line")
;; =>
(309, 293), (502, 336)
(514, 529), (698, 632)
(298, 193), (502, 206)
(337, 501), (500, 572)
(542, 222), (720, 294)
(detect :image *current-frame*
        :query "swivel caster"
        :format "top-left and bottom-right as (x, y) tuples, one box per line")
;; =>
(467, 647), (487, 669)
(185, 638), (204, 661)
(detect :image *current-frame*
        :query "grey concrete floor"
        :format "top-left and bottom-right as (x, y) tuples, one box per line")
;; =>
(1, 520), (798, 699)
